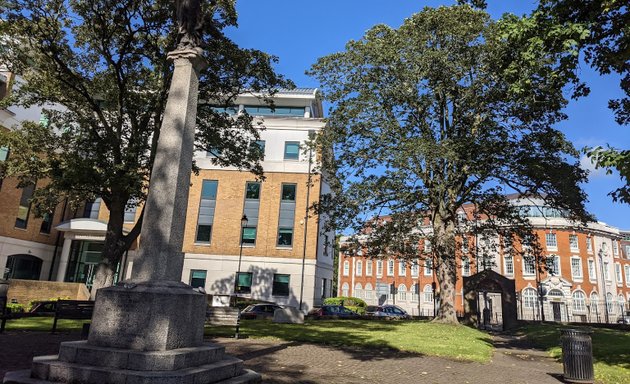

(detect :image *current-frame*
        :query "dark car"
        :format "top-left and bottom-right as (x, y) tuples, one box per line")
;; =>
(368, 305), (411, 319)
(240, 304), (283, 320)
(309, 305), (360, 319)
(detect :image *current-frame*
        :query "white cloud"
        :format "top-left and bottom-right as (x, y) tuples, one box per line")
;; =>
(580, 154), (609, 179)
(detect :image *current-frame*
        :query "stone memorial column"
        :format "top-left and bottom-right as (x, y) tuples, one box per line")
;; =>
(4, 47), (260, 384)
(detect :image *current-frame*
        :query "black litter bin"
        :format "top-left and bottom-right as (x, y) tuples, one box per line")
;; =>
(561, 329), (594, 384)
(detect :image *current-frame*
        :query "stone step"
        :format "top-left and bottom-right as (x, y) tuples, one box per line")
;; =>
(57, 341), (225, 371)
(30, 355), (244, 384)
(3, 368), (261, 384)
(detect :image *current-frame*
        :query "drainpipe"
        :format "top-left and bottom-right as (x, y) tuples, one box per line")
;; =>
(298, 135), (314, 311)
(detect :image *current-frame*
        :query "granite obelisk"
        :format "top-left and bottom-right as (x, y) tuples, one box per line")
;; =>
(3, 2), (261, 382)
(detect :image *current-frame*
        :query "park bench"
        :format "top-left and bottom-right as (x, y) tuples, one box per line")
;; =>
(52, 300), (94, 333)
(206, 306), (241, 338)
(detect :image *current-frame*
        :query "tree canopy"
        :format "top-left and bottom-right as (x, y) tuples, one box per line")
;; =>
(0, 0), (289, 292)
(309, 5), (590, 323)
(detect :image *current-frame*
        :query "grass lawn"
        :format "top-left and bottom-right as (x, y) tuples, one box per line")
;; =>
(206, 319), (493, 363)
(4, 316), (88, 332)
(518, 324), (630, 384)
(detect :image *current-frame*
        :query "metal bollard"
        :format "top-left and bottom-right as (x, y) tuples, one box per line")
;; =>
(561, 329), (594, 383)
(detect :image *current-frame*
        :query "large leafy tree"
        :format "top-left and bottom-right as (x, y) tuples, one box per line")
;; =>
(0, 0), (289, 294)
(309, 6), (590, 323)
(536, 0), (629, 204)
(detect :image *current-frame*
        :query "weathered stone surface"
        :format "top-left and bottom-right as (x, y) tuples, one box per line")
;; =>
(272, 307), (305, 324)
(131, 49), (207, 283)
(88, 281), (206, 351)
(57, 341), (225, 371)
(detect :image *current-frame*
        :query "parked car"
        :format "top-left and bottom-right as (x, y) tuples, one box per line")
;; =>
(368, 305), (411, 319)
(308, 305), (360, 319)
(240, 304), (283, 320)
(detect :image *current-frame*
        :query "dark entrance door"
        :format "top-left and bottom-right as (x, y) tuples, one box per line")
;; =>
(552, 302), (562, 322)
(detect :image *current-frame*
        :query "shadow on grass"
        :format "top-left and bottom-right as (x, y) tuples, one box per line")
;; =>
(205, 319), (494, 363)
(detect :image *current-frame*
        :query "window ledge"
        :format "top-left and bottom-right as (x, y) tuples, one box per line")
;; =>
(194, 243), (211, 246)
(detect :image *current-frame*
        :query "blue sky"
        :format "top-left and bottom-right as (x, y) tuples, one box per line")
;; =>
(227, 1), (629, 229)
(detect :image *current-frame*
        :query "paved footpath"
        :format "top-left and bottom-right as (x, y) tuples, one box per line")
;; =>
(0, 331), (563, 384)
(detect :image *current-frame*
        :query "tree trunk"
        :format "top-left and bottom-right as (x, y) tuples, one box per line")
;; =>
(432, 209), (459, 324)
(89, 198), (128, 300)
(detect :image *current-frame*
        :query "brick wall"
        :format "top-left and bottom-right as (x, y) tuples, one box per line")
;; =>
(6, 279), (90, 305)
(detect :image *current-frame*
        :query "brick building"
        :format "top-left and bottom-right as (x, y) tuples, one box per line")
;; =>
(338, 196), (630, 323)
(1, 79), (334, 311)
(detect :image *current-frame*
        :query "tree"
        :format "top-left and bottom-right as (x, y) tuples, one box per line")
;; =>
(0, 0), (289, 295)
(308, 5), (590, 324)
(535, 0), (629, 204)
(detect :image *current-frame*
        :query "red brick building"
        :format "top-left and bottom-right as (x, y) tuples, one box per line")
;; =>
(338, 196), (630, 323)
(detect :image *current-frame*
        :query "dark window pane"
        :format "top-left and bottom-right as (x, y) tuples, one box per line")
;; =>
(40, 210), (54, 234)
(277, 228), (293, 246)
(15, 183), (35, 229)
(242, 227), (257, 244)
(196, 225), (212, 243)
(273, 274), (290, 296)
(250, 140), (265, 159)
(284, 142), (299, 160)
(246, 182), (260, 199)
(236, 272), (253, 293)
(201, 180), (218, 199)
(281, 184), (296, 201)
(190, 270), (207, 289)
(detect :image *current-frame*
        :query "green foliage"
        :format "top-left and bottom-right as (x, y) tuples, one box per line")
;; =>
(534, 1), (629, 204)
(0, 0), (290, 287)
(324, 296), (367, 314)
(309, 5), (590, 323)
(5, 303), (25, 313)
(519, 324), (630, 384)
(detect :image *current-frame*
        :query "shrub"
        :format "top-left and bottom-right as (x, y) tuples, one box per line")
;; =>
(324, 297), (367, 315)
(6, 303), (25, 313)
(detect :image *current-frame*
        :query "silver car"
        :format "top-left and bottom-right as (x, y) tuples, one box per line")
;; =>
(370, 305), (411, 319)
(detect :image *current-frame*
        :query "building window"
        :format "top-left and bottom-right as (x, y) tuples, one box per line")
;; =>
(195, 180), (218, 243)
(423, 285), (433, 303)
(604, 262), (611, 280)
(356, 260), (363, 276)
(586, 236), (593, 253)
(615, 263), (622, 284)
(277, 228), (293, 247)
(235, 272), (253, 294)
(546, 255), (560, 276)
(0, 146), (8, 162)
(523, 288), (537, 309)
(625, 265), (630, 287)
(250, 140), (266, 160)
(277, 183), (296, 247)
(39, 209), (55, 234)
(606, 293), (614, 314)
(272, 274), (290, 296)
(590, 292), (599, 310)
(572, 291), (586, 312)
(461, 238), (469, 254)
(343, 260), (349, 276)
(376, 260), (383, 276)
(398, 284), (407, 302)
(424, 239), (432, 253)
(424, 258), (433, 276)
(523, 256), (535, 276)
(545, 233), (557, 250)
(354, 283), (363, 299)
(366, 260), (373, 276)
(341, 282), (349, 297)
(124, 199), (138, 223)
(206, 145), (223, 157)
(15, 183), (35, 229)
(190, 270), (207, 289)
(588, 259), (596, 280)
(569, 235), (579, 252)
(398, 260), (406, 276)
(411, 259), (419, 277)
(613, 241), (619, 256)
(462, 257), (471, 277)
(243, 182), (262, 246)
(284, 141), (300, 160)
(504, 255), (514, 275)
(411, 284), (419, 302)
(387, 259), (394, 276)
(571, 257), (583, 280)
(365, 283), (373, 300)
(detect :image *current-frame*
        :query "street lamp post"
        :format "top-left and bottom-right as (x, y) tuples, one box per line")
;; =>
(234, 214), (248, 295)
(598, 247), (610, 324)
